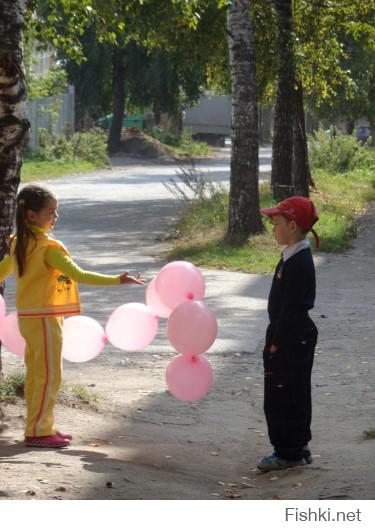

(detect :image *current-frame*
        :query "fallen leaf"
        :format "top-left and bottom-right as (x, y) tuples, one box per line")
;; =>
(210, 493), (220, 497)
(217, 481), (225, 486)
(224, 491), (242, 499)
(56, 487), (66, 492)
(210, 452), (219, 456)
(269, 476), (279, 481)
(106, 481), (114, 488)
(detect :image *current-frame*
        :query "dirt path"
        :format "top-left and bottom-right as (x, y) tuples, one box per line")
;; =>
(0, 161), (374, 500)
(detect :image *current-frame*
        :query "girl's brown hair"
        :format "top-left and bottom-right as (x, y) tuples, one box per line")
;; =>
(13, 183), (57, 276)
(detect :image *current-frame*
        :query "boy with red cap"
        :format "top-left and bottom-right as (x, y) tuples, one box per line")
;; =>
(257, 196), (319, 471)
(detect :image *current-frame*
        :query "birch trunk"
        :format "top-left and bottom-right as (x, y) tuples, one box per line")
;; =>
(0, 0), (30, 376)
(226, 0), (263, 245)
(271, 0), (295, 200)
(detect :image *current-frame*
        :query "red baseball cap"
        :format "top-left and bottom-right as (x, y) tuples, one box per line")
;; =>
(260, 196), (320, 247)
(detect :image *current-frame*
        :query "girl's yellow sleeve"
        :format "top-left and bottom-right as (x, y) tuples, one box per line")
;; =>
(45, 246), (121, 286)
(0, 255), (15, 283)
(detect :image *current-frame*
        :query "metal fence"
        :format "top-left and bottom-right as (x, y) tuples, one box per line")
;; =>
(26, 86), (75, 150)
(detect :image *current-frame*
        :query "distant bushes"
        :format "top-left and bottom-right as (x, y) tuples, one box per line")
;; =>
(309, 129), (375, 173)
(26, 128), (109, 167)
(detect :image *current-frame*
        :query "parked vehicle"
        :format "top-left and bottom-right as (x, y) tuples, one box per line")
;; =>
(356, 126), (371, 144)
(98, 113), (144, 130)
(183, 95), (231, 146)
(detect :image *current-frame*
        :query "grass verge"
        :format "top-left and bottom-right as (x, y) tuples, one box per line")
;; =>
(0, 371), (99, 409)
(171, 141), (211, 158)
(166, 167), (375, 274)
(22, 159), (102, 182)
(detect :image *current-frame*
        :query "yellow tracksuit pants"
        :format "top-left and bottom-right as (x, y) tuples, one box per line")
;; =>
(18, 317), (64, 437)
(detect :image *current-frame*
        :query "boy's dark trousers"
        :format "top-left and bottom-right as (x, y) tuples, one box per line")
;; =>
(263, 318), (318, 461)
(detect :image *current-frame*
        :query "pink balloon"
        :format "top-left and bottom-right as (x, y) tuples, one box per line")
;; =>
(146, 277), (171, 319)
(167, 301), (217, 356)
(0, 312), (26, 357)
(62, 316), (106, 363)
(0, 294), (5, 319)
(166, 354), (213, 401)
(155, 261), (205, 310)
(106, 303), (158, 351)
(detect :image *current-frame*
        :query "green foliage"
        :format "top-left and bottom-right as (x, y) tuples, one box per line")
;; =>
(21, 159), (98, 182)
(363, 428), (375, 440)
(149, 128), (209, 157)
(166, 165), (375, 272)
(0, 372), (25, 402)
(150, 126), (182, 147)
(27, 65), (68, 100)
(34, 128), (109, 166)
(70, 384), (99, 404)
(309, 129), (375, 173)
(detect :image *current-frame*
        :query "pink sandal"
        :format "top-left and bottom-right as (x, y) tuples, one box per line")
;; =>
(24, 434), (71, 448)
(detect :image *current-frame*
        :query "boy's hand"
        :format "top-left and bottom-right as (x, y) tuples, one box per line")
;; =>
(120, 272), (145, 285)
(269, 344), (278, 353)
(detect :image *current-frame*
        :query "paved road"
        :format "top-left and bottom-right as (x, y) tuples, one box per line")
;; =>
(4, 146), (273, 358)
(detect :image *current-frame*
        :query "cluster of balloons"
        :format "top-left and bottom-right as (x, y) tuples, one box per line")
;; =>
(0, 261), (217, 402)
(148, 261), (217, 401)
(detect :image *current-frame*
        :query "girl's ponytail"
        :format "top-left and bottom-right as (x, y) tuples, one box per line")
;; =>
(13, 184), (56, 277)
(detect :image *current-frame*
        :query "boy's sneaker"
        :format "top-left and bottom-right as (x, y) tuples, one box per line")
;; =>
(303, 445), (313, 464)
(24, 434), (71, 448)
(257, 453), (306, 471)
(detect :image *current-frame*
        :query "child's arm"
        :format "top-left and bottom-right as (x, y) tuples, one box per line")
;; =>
(45, 246), (144, 286)
(0, 255), (15, 283)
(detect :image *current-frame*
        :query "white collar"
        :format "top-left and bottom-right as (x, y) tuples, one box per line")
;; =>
(282, 238), (310, 262)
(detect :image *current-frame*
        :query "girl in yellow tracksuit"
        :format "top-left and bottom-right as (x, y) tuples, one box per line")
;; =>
(0, 183), (144, 448)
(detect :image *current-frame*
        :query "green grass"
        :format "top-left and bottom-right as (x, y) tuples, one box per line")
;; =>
(0, 371), (25, 402)
(171, 141), (211, 158)
(166, 168), (375, 273)
(363, 428), (375, 440)
(0, 371), (99, 408)
(22, 159), (100, 182)
(70, 384), (99, 404)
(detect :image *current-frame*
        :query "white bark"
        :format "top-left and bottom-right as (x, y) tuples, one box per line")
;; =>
(0, 0), (30, 255)
(226, 0), (262, 243)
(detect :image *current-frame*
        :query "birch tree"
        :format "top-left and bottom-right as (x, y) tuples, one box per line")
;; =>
(226, 0), (263, 245)
(0, 0), (30, 376)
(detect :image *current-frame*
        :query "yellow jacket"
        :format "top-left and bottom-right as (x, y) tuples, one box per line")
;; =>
(0, 226), (121, 318)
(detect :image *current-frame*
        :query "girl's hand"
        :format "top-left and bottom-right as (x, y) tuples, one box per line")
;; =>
(120, 272), (145, 285)
(269, 344), (278, 353)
